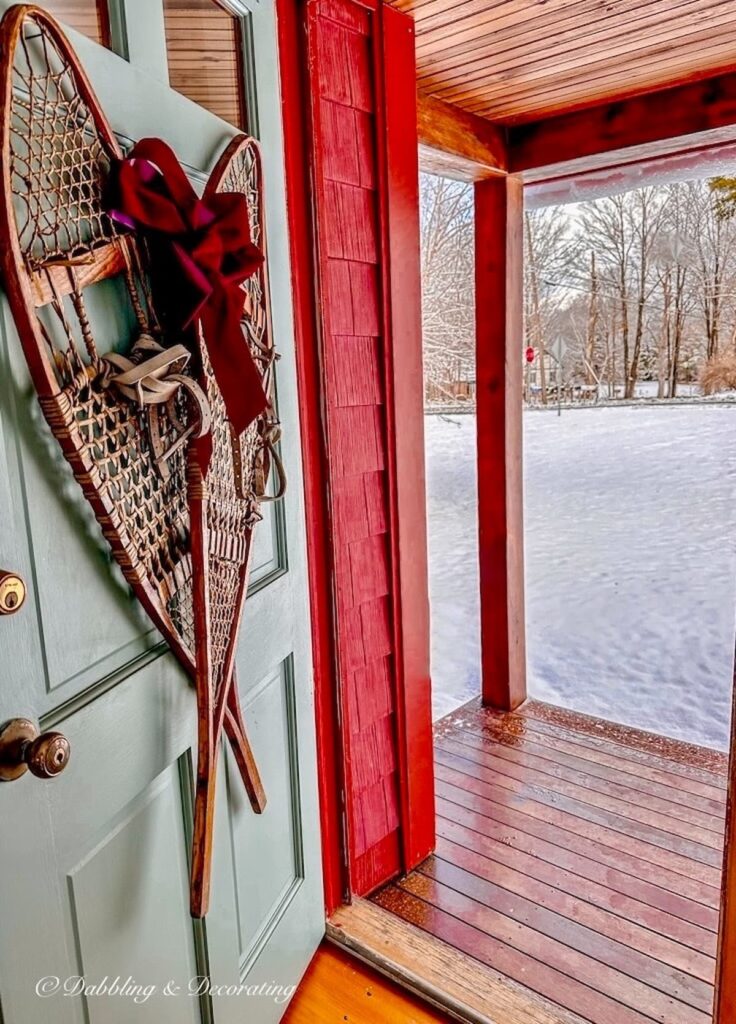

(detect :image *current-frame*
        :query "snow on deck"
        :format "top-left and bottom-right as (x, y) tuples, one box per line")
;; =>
(426, 404), (736, 750)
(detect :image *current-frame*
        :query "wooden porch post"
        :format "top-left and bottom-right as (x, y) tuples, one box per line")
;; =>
(474, 175), (527, 711)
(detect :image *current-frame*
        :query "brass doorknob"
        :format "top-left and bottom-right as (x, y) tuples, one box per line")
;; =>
(0, 718), (70, 782)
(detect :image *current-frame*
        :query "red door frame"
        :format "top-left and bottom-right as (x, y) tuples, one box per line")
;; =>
(276, 0), (433, 913)
(276, 0), (347, 913)
(376, 2), (435, 878)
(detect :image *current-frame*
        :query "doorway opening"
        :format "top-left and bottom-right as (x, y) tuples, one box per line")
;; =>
(523, 178), (736, 753)
(369, 165), (735, 1024)
(420, 172), (479, 722)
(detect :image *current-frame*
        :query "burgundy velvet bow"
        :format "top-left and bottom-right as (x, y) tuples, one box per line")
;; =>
(107, 138), (268, 464)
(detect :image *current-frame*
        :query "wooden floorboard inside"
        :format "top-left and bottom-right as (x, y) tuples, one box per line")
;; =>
(372, 699), (729, 1024)
(283, 943), (451, 1023)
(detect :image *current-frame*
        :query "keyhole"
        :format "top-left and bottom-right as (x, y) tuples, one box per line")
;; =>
(5, 593), (17, 609)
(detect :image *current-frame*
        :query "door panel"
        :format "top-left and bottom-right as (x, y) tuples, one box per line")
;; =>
(64, 770), (202, 1024)
(250, 502), (287, 591)
(228, 659), (303, 968)
(0, 2), (323, 1021)
(0, 658), (200, 1024)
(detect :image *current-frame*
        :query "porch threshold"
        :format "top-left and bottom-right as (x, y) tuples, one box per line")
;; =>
(328, 897), (584, 1024)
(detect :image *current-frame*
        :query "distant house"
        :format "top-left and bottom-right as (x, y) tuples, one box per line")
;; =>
(524, 349), (561, 389)
(425, 356), (476, 404)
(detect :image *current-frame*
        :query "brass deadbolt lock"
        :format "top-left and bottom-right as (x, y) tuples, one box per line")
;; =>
(0, 571), (26, 615)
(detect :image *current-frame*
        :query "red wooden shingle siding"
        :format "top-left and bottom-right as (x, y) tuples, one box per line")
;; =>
(308, 0), (402, 893)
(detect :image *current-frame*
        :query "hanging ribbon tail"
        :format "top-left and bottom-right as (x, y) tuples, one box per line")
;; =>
(106, 137), (269, 469)
(200, 285), (269, 438)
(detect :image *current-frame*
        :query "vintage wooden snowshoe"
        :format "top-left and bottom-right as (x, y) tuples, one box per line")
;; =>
(187, 135), (283, 917)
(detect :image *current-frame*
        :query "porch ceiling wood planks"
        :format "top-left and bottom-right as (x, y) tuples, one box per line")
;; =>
(163, 0), (245, 129)
(385, 0), (736, 125)
(44, 1), (110, 46)
(372, 698), (728, 1024)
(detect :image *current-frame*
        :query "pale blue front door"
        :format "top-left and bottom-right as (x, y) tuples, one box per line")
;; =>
(0, 3), (324, 1021)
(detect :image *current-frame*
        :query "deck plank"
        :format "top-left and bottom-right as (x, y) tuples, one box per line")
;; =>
(374, 885), (662, 1024)
(517, 701), (728, 777)
(436, 738), (723, 859)
(391, 873), (711, 1024)
(329, 898), (589, 1023)
(436, 734), (723, 855)
(433, 836), (715, 981)
(449, 719), (726, 821)
(373, 700), (726, 1024)
(434, 757), (720, 901)
(470, 712), (728, 802)
(417, 857), (713, 1012)
(436, 815), (718, 953)
(437, 792), (719, 932)
(440, 700), (727, 785)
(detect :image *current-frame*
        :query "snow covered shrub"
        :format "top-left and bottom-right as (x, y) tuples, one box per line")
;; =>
(700, 354), (736, 394)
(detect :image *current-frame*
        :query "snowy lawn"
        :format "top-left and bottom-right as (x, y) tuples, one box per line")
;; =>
(426, 404), (736, 750)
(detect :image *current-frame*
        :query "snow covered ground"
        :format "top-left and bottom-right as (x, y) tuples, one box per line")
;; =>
(609, 381), (701, 399)
(425, 404), (736, 750)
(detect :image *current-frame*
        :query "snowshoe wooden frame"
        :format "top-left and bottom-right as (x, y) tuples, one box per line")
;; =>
(188, 135), (280, 917)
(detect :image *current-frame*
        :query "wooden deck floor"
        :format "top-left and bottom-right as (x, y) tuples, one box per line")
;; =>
(372, 699), (729, 1024)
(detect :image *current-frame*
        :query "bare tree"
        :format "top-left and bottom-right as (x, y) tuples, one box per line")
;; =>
(419, 174), (474, 398)
(690, 184), (732, 359)
(651, 183), (695, 397)
(524, 206), (580, 401)
(525, 213), (547, 401)
(584, 250), (600, 385)
(420, 170), (736, 407)
(580, 189), (665, 398)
